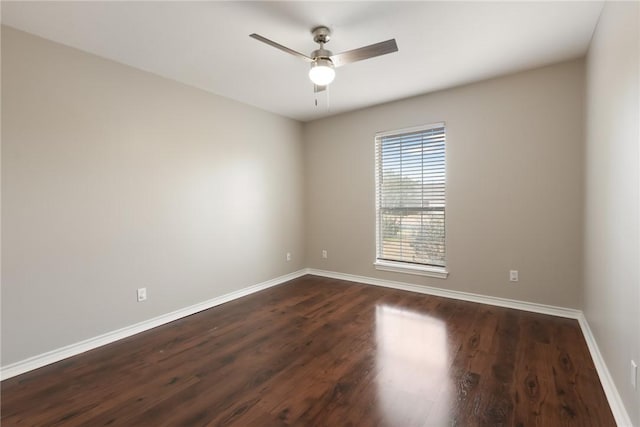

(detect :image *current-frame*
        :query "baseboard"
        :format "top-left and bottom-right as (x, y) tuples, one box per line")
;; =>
(577, 314), (634, 427)
(0, 269), (307, 381)
(306, 267), (633, 426)
(2, 268), (633, 426)
(306, 268), (582, 319)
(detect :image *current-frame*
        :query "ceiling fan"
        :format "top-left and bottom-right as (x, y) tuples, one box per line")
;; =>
(250, 26), (398, 92)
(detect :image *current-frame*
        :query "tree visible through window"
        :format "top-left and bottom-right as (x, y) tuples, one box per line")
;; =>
(375, 123), (446, 269)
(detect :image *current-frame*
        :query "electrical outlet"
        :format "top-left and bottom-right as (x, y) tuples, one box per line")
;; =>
(137, 287), (147, 302)
(632, 360), (637, 390)
(509, 270), (519, 282)
(286, 252), (291, 262)
(322, 250), (328, 259)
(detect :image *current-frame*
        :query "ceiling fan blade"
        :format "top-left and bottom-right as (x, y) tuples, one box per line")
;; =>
(330, 39), (398, 68)
(249, 34), (314, 63)
(314, 84), (327, 93)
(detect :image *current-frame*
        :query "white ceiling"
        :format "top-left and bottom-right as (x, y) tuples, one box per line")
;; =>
(1, 1), (603, 122)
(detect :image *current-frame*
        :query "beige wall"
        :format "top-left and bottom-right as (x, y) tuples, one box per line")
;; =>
(584, 2), (640, 424)
(1, 27), (305, 365)
(304, 59), (585, 308)
(4, 18), (637, 426)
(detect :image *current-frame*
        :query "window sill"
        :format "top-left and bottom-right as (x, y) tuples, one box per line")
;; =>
(374, 260), (448, 279)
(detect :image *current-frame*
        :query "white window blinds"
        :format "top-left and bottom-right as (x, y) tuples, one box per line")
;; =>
(375, 123), (446, 268)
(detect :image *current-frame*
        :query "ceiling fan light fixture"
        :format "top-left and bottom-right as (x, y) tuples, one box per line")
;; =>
(251, 28), (398, 93)
(309, 58), (335, 86)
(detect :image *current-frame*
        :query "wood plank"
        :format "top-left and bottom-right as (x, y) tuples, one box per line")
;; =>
(1, 275), (616, 426)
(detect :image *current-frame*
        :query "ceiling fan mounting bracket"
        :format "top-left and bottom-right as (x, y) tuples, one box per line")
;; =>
(311, 26), (331, 45)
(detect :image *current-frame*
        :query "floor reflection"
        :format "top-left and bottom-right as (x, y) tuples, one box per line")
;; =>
(375, 304), (452, 425)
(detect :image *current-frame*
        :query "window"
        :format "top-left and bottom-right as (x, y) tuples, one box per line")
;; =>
(374, 123), (447, 278)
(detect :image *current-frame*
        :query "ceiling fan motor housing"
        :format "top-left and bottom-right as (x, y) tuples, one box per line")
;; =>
(311, 48), (333, 60)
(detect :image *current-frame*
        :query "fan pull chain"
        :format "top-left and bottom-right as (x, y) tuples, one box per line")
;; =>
(312, 85), (330, 112)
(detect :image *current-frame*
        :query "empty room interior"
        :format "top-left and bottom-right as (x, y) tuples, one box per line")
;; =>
(1, 1), (639, 426)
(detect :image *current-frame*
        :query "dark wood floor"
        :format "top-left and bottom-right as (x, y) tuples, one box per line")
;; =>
(1, 275), (615, 426)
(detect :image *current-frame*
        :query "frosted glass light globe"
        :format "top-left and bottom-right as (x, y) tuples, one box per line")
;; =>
(309, 59), (335, 86)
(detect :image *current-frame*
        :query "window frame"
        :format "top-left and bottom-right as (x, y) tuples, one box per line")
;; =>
(373, 122), (448, 279)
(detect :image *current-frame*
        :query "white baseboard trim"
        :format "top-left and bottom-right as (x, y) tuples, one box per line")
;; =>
(577, 314), (634, 427)
(306, 268), (633, 426)
(306, 268), (581, 319)
(0, 269), (307, 381)
(2, 268), (633, 426)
